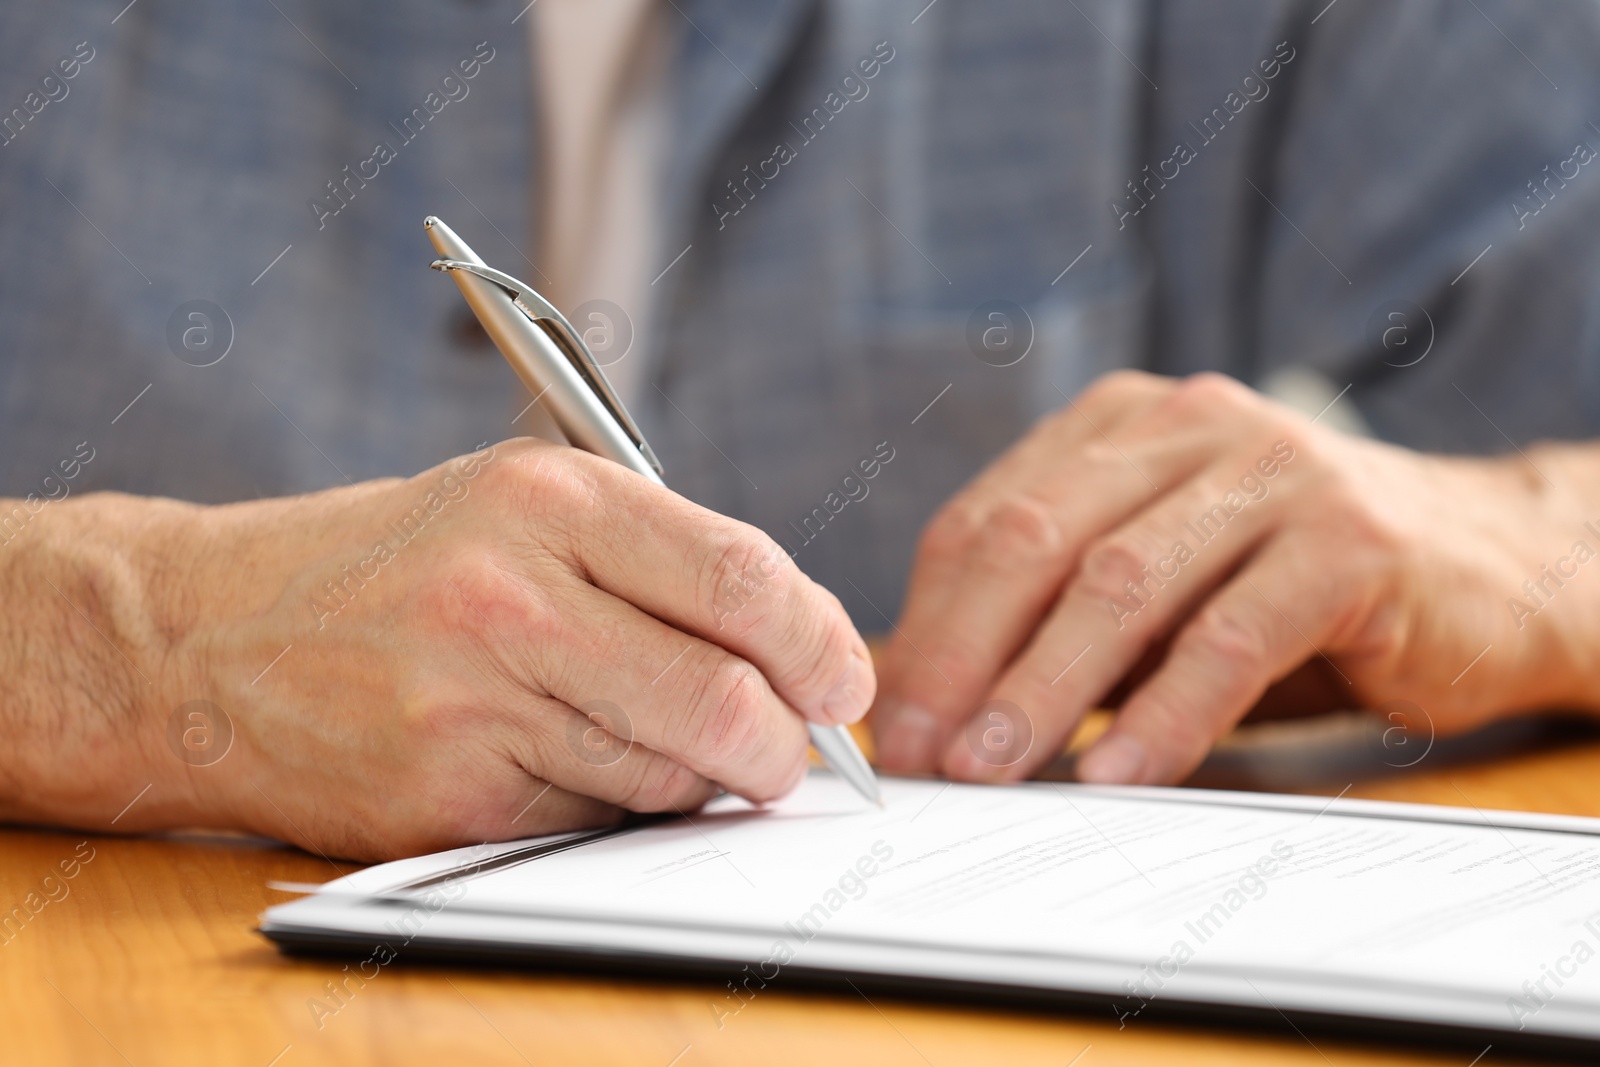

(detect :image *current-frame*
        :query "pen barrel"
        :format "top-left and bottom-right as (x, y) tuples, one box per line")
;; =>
(808, 723), (883, 806)
(476, 286), (662, 485)
(425, 218), (663, 486)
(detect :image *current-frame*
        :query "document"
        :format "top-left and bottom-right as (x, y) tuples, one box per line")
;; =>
(262, 774), (1600, 1045)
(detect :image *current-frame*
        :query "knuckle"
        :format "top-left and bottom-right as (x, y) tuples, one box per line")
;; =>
(787, 588), (859, 695)
(919, 500), (986, 565)
(1167, 371), (1252, 417)
(703, 526), (793, 637)
(1073, 536), (1154, 605)
(473, 444), (602, 560)
(1181, 605), (1270, 673)
(919, 635), (989, 694)
(434, 554), (532, 642)
(684, 655), (769, 766)
(1076, 439), (1129, 472)
(413, 563), (478, 637)
(473, 439), (535, 495)
(617, 758), (704, 812)
(977, 496), (1063, 564)
(1079, 369), (1161, 411)
(505, 443), (604, 515)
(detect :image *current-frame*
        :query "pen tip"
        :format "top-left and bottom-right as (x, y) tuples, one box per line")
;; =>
(423, 216), (438, 230)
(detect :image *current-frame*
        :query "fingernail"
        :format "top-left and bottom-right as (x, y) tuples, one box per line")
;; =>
(1078, 733), (1146, 784)
(821, 653), (874, 724)
(876, 703), (940, 771)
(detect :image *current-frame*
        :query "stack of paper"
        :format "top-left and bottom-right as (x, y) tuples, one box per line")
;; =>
(261, 775), (1600, 1051)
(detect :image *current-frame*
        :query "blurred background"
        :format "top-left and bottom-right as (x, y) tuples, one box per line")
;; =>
(4, 0), (1600, 627)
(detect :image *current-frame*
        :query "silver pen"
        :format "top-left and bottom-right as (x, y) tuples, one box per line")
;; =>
(424, 216), (883, 807)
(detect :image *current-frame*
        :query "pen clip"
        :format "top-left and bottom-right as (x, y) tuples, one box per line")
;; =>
(430, 258), (665, 479)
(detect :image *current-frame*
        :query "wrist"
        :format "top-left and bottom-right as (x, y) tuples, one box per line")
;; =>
(1480, 443), (1600, 716)
(0, 492), (212, 831)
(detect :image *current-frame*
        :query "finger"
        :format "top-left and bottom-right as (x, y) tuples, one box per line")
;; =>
(874, 371), (1177, 730)
(941, 455), (1288, 782)
(874, 396), (1220, 773)
(1246, 658), (1349, 721)
(448, 560), (811, 804)
(514, 446), (873, 727)
(455, 776), (627, 844)
(926, 369), (1181, 523)
(340, 774), (625, 861)
(1077, 537), (1350, 785)
(557, 592), (812, 804)
(872, 494), (1084, 773)
(496, 697), (724, 815)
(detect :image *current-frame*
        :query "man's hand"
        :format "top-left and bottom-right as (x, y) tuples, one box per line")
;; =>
(871, 371), (1599, 785)
(0, 438), (873, 861)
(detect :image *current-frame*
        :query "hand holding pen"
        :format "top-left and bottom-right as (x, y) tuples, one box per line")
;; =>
(426, 216), (883, 808)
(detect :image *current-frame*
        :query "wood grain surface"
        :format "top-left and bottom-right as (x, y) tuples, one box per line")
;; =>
(4, 707), (1596, 1067)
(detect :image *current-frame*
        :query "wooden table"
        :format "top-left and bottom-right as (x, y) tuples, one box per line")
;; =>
(5, 710), (1597, 1067)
